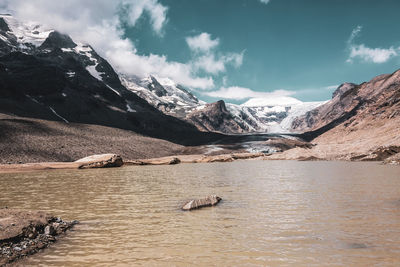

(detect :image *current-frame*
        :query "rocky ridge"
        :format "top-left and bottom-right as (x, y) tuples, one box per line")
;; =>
(123, 74), (325, 134)
(268, 69), (400, 161)
(0, 15), (218, 145)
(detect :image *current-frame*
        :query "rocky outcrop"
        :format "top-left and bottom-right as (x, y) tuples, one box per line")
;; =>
(75, 154), (124, 169)
(0, 209), (78, 266)
(0, 154), (125, 173)
(294, 70), (400, 141)
(182, 195), (222, 211)
(125, 152), (266, 166)
(0, 15), (218, 147)
(126, 157), (181, 166)
(187, 100), (250, 134)
(265, 69), (400, 162)
(350, 146), (400, 162)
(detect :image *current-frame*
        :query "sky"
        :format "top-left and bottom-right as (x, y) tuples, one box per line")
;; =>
(2, 0), (400, 104)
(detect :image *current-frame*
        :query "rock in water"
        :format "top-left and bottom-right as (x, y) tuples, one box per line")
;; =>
(75, 154), (123, 169)
(182, 195), (222, 211)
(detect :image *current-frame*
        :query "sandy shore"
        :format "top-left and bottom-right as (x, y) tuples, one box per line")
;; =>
(1, 147), (399, 174)
(0, 152), (268, 174)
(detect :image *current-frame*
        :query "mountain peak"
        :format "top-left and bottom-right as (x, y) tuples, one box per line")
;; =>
(40, 31), (77, 50)
(0, 18), (10, 32)
(332, 83), (357, 99)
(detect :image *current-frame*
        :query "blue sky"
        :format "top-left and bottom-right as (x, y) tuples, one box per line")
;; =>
(4, 0), (400, 103)
(122, 0), (400, 103)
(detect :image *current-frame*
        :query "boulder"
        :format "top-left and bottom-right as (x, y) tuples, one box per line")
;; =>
(75, 154), (123, 169)
(182, 195), (222, 211)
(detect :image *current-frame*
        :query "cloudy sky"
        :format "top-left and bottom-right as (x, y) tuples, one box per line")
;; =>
(2, 0), (400, 103)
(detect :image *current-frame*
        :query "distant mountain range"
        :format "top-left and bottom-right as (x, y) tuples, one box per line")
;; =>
(1, 14), (399, 164)
(0, 14), (221, 145)
(0, 14), (325, 136)
(122, 70), (324, 134)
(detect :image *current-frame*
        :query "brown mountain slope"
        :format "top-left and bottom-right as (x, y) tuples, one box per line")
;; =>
(186, 100), (250, 134)
(0, 113), (188, 164)
(268, 69), (400, 162)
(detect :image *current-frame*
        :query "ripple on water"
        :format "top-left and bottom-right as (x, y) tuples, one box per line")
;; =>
(1, 161), (400, 266)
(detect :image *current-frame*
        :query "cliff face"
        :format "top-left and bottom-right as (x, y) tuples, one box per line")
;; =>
(186, 100), (250, 134)
(274, 70), (400, 161)
(293, 70), (400, 140)
(0, 15), (219, 145)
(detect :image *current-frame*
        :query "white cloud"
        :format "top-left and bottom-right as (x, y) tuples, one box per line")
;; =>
(4, 0), (167, 37)
(186, 32), (244, 76)
(192, 51), (244, 74)
(259, 0), (271, 4)
(346, 25), (399, 64)
(347, 25), (362, 44)
(186, 32), (219, 53)
(193, 54), (226, 74)
(347, 44), (398, 64)
(3, 0), (219, 89)
(204, 86), (303, 106)
(204, 86), (295, 100)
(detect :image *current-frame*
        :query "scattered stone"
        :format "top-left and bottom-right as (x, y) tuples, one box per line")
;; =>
(297, 156), (322, 161)
(0, 209), (78, 266)
(182, 195), (222, 211)
(75, 154), (124, 169)
(44, 225), (55, 236)
(169, 157), (181, 165)
(347, 242), (368, 249)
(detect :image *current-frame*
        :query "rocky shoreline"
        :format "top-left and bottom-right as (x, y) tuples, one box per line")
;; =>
(1, 146), (399, 174)
(0, 154), (124, 174)
(0, 209), (78, 266)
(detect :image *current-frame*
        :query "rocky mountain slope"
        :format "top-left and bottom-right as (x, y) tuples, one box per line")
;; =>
(0, 15), (219, 145)
(122, 73), (324, 134)
(269, 69), (400, 162)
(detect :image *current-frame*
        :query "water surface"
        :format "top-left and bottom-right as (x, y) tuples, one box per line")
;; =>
(1, 161), (400, 266)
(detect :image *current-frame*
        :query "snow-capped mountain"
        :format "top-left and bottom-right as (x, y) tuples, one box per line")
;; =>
(0, 14), (206, 143)
(122, 71), (325, 134)
(121, 74), (204, 119)
(226, 100), (324, 133)
(0, 14), (324, 136)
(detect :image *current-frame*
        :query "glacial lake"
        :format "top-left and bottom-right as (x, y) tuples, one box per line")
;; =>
(1, 161), (400, 266)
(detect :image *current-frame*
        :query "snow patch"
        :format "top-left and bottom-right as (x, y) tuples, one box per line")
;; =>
(1, 15), (53, 47)
(242, 96), (302, 107)
(25, 94), (40, 104)
(87, 65), (103, 80)
(49, 107), (69, 123)
(106, 85), (121, 96)
(126, 103), (136, 112)
(66, 71), (75, 78)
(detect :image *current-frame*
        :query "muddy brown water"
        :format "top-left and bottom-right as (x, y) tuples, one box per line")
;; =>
(1, 161), (400, 266)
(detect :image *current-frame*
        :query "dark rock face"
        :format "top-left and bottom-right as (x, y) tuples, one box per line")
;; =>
(0, 18), (10, 32)
(40, 31), (77, 49)
(182, 195), (222, 211)
(0, 16), (220, 146)
(187, 100), (249, 134)
(148, 76), (168, 97)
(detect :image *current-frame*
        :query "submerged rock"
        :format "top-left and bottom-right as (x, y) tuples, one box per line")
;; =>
(75, 154), (123, 169)
(182, 195), (222, 211)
